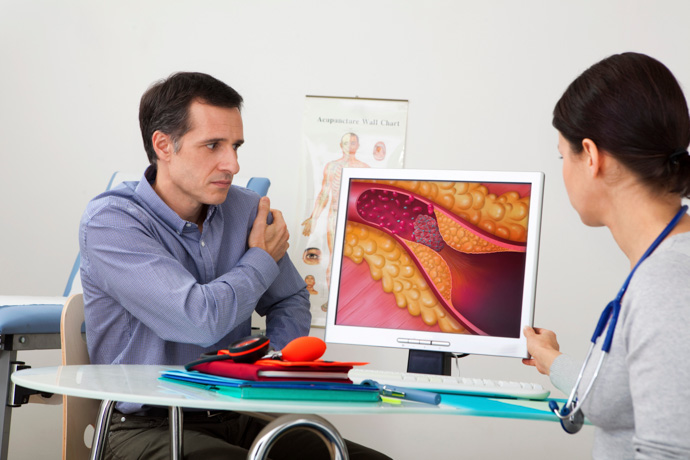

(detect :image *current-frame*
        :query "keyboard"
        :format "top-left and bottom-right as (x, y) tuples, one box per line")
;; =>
(348, 368), (550, 400)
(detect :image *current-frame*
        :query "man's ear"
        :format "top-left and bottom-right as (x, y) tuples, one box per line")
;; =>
(581, 138), (602, 178)
(152, 131), (174, 164)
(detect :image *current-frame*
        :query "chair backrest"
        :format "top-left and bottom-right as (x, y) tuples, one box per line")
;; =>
(63, 173), (271, 297)
(60, 293), (99, 460)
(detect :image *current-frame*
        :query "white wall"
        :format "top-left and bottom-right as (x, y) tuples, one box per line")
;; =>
(2, 1), (689, 458)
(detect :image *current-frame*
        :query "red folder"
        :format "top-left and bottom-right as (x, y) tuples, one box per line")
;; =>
(190, 359), (367, 383)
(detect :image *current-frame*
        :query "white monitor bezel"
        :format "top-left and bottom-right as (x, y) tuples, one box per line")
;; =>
(324, 168), (544, 359)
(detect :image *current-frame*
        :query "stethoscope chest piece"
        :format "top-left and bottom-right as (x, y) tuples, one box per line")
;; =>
(549, 399), (584, 434)
(561, 404), (585, 434)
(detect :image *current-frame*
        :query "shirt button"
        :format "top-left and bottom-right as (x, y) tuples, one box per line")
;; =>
(186, 223), (192, 227)
(201, 241), (206, 247)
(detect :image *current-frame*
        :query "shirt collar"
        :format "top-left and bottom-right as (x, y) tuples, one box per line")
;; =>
(136, 166), (220, 234)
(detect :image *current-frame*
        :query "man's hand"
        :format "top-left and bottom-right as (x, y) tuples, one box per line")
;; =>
(249, 197), (290, 262)
(522, 326), (562, 376)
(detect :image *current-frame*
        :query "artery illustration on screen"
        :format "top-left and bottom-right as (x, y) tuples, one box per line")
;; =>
(334, 179), (532, 338)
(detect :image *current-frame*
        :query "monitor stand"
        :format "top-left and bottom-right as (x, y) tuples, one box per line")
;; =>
(406, 349), (452, 376)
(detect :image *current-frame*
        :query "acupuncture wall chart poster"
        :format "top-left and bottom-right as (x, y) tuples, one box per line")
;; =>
(295, 96), (408, 327)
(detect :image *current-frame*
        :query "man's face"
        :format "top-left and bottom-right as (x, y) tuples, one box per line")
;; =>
(164, 101), (244, 214)
(341, 134), (359, 154)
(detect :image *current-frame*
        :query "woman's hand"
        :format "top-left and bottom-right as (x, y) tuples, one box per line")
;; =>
(522, 326), (562, 376)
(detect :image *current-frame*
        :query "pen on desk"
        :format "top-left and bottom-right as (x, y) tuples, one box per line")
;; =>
(362, 379), (441, 405)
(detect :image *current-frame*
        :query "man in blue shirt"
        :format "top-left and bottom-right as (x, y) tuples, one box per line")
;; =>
(80, 72), (389, 459)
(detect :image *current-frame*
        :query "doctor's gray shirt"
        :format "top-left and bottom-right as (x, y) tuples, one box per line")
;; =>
(550, 232), (690, 459)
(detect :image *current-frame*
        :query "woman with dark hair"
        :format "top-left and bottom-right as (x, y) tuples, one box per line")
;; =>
(523, 52), (690, 458)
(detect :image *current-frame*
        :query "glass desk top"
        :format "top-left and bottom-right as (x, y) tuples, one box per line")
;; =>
(12, 364), (561, 421)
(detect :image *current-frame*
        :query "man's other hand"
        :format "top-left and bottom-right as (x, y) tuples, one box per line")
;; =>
(249, 197), (290, 262)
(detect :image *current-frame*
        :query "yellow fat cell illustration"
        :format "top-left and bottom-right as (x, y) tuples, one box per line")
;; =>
(344, 222), (465, 333)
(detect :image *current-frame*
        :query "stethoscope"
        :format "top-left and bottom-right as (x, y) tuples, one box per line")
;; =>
(549, 205), (688, 434)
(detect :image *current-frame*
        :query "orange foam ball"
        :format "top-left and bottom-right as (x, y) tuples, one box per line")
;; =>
(282, 336), (327, 362)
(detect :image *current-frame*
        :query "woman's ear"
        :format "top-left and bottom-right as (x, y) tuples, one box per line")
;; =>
(152, 131), (173, 164)
(581, 138), (602, 178)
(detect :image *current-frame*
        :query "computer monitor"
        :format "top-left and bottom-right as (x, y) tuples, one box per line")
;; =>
(324, 168), (544, 375)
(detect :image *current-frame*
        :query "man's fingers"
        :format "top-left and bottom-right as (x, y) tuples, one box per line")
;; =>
(248, 198), (270, 251)
(256, 197), (270, 222)
(268, 209), (287, 236)
(270, 208), (285, 225)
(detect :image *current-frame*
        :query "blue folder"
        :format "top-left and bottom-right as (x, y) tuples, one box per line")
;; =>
(159, 369), (380, 402)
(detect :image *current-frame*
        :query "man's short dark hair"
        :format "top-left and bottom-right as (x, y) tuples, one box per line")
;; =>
(139, 72), (244, 166)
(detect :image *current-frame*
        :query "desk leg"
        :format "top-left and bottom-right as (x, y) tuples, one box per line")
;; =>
(0, 350), (17, 460)
(247, 414), (349, 460)
(168, 406), (183, 460)
(89, 399), (115, 460)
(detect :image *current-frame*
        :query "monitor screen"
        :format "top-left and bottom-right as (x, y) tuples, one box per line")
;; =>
(324, 168), (544, 361)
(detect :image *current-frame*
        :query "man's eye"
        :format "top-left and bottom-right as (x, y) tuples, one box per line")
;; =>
(206, 142), (218, 150)
(233, 143), (242, 152)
